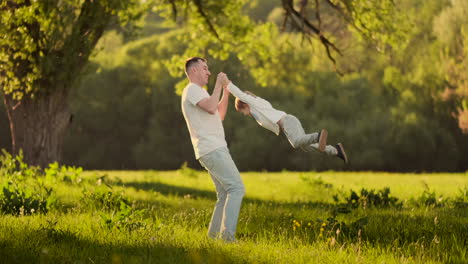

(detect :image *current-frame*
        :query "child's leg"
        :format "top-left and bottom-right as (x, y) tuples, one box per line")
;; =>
(281, 114), (321, 149)
(303, 143), (338, 156)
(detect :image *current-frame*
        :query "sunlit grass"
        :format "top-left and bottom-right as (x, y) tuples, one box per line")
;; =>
(0, 171), (466, 263)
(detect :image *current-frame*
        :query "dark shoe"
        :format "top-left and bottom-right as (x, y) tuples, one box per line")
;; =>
(318, 129), (328, 152)
(336, 143), (348, 164)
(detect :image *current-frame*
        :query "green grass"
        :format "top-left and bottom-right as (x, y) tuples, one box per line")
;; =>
(0, 170), (467, 264)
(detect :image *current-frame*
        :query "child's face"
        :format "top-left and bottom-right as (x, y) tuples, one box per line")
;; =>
(239, 105), (251, 116)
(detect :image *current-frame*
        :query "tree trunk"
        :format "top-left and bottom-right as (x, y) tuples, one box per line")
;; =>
(3, 88), (71, 168)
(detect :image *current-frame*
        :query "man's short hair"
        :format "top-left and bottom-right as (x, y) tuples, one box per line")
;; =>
(185, 57), (207, 74)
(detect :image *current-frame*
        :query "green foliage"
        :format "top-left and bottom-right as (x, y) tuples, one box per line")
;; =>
(0, 150), (56, 215)
(82, 185), (128, 212)
(82, 178), (146, 231)
(0, 180), (51, 216)
(454, 186), (468, 208)
(0, 0), (147, 100)
(300, 175), (333, 189)
(44, 162), (83, 184)
(345, 0), (411, 51)
(316, 215), (368, 243)
(100, 201), (146, 231)
(411, 189), (446, 208)
(433, 0), (468, 133)
(409, 184), (448, 208)
(345, 188), (402, 209)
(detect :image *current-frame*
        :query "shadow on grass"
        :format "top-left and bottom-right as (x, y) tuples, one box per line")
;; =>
(123, 181), (335, 210)
(0, 227), (245, 264)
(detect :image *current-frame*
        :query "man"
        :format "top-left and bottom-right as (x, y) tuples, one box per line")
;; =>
(181, 57), (245, 242)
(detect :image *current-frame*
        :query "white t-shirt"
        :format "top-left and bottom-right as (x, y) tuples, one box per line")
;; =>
(181, 83), (227, 159)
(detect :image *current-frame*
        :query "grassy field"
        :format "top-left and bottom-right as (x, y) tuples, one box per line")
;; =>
(0, 168), (467, 264)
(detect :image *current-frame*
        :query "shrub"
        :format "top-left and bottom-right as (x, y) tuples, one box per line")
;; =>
(0, 150), (56, 215)
(44, 162), (83, 184)
(82, 184), (146, 231)
(454, 186), (468, 208)
(346, 187), (401, 209)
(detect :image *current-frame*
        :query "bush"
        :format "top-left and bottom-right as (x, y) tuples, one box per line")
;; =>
(345, 187), (401, 209)
(82, 183), (146, 231)
(0, 150), (56, 215)
(454, 186), (468, 208)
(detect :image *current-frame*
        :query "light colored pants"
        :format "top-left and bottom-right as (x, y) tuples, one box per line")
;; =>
(199, 147), (245, 242)
(280, 114), (337, 155)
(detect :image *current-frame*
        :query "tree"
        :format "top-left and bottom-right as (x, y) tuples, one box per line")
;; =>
(0, 0), (145, 167)
(433, 0), (468, 133)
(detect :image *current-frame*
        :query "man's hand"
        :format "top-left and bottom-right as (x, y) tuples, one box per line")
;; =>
(216, 72), (227, 88)
(197, 72), (227, 115)
(223, 76), (231, 89)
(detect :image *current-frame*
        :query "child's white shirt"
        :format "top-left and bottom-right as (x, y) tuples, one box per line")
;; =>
(227, 83), (286, 135)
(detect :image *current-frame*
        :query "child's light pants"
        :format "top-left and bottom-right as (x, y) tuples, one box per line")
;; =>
(199, 147), (245, 242)
(280, 114), (337, 155)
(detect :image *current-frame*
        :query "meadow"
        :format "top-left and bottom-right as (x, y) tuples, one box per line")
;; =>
(0, 159), (467, 264)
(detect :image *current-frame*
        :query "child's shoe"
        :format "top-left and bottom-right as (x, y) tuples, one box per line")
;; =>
(336, 143), (348, 164)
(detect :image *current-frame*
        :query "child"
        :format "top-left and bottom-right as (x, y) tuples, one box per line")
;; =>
(227, 82), (348, 164)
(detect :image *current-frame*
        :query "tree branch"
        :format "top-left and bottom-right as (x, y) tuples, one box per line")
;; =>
(169, 0), (177, 21)
(193, 0), (220, 40)
(282, 0), (343, 70)
(314, 0), (321, 29)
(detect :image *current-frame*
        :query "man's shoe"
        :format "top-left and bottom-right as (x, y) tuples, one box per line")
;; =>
(318, 129), (328, 152)
(336, 143), (348, 164)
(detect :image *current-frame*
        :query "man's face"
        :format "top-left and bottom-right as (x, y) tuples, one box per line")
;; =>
(195, 61), (211, 86)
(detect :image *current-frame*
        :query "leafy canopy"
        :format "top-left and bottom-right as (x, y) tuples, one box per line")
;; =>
(0, 0), (146, 100)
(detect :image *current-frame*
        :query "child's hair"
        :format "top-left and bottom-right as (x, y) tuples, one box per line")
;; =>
(234, 91), (256, 112)
(234, 98), (247, 111)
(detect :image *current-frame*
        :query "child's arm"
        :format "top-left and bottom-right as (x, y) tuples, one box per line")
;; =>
(226, 82), (257, 105)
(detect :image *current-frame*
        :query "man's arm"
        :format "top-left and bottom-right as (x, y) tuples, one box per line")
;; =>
(218, 86), (230, 121)
(197, 73), (226, 114)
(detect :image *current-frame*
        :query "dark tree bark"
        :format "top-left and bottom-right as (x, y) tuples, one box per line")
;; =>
(3, 88), (71, 168)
